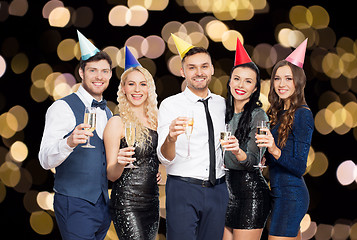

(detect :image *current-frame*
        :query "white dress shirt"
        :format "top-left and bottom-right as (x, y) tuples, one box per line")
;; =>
(157, 87), (226, 180)
(38, 85), (110, 170)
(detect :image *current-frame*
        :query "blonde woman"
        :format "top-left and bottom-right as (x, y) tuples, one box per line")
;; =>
(103, 60), (160, 239)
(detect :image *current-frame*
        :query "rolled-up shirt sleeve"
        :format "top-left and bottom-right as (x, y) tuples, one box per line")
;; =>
(38, 100), (75, 170)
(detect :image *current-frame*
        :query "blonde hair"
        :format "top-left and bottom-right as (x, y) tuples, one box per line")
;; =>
(117, 66), (158, 149)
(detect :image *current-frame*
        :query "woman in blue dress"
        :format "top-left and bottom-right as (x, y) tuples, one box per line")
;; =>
(256, 55), (314, 239)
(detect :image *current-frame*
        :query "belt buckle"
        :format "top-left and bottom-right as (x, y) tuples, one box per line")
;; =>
(202, 180), (211, 188)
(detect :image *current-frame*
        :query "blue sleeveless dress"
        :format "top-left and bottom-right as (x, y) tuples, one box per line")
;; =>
(266, 106), (314, 237)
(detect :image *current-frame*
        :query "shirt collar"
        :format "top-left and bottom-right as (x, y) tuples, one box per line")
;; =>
(77, 85), (103, 107)
(183, 87), (212, 103)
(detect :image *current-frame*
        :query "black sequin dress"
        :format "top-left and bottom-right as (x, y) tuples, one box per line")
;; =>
(110, 129), (160, 240)
(224, 109), (271, 229)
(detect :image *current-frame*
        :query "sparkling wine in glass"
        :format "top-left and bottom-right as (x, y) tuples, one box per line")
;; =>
(82, 107), (96, 148)
(254, 120), (267, 168)
(220, 124), (231, 170)
(124, 122), (138, 168)
(184, 111), (194, 159)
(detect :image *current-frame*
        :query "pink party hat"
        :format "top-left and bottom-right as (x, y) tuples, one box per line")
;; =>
(285, 38), (308, 68)
(234, 37), (252, 66)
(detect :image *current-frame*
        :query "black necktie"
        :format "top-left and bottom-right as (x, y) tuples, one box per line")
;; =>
(199, 98), (216, 185)
(91, 99), (107, 110)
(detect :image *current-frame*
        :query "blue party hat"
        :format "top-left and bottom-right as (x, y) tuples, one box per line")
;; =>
(125, 46), (141, 71)
(77, 30), (100, 60)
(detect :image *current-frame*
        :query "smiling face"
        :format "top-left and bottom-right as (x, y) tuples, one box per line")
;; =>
(273, 65), (296, 107)
(122, 70), (148, 107)
(229, 66), (257, 107)
(79, 59), (112, 100)
(180, 52), (214, 98)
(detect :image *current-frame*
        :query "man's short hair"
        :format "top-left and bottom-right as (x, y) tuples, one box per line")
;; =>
(79, 51), (112, 71)
(181, 47), (211, 64)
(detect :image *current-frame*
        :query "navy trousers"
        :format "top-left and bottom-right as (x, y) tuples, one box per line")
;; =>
(166, 176), (229, 240)
(54, 193), (111, 240)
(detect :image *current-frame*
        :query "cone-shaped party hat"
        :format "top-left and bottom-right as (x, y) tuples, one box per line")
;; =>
(234, 38), (252, 66)
(285, 38), (308, 68)
(125, 46), (141, 71)
(77, 30), (100, 61)
(171, 33), (194, 59)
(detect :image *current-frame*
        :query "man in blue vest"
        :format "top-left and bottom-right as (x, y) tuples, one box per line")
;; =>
(39, 31), (113, 240)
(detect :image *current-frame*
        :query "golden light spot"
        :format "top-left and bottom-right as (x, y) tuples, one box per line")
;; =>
(9, 105), (28, 131)
(322, 53), (343, 79)
(315, 224), (333, 239)
(167, 55), (182, 77)
(57, 39), (76, 61)
(289, 5), (310, 29)
(309, 5), (329, 29)
(48, 7), (71, 27)
(147, 0), (169, 10)
(278, 28), (293, 48)
(53, 82), (73, 100)
(103, 46), (120, 68)
(206, 20), (228, 42)
(30, 211), (54, 235)
(0, 112), (17, 138)
(37, 191), (54, 211)
(31, 63), (53, 84)
(306, 146), (315, 170)
(209, 76), (223, 95)
(11, 53), (29, 74)
(344, 101), (357, 128)
(332, 223), (351, 240)
(308, 152), (328, 177)
(10, 141), (28, 162)
(0, 161), (21, 187)
(300, 214), (311, 232)
(42, 0), (64, 19)
(45, 72), (61, 96)
(222, 30), (242, 51)
(109, 5), (130, 26)
(30, 84), (49, 103)
(127, 6), (148, 26)
(350, 222), (357, 240)
(314, 109), (334, 135)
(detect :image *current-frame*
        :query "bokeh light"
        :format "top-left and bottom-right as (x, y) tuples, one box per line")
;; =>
(30, 211), (54, 235)
(336, 160), (357, 186)
(48, 7), (71, 27)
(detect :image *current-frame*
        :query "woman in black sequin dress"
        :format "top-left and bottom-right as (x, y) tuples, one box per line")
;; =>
(222, 39), (271, 240)
(103, 63), (160, 240)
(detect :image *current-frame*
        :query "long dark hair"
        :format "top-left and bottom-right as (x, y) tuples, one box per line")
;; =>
(225, 62), (262, 145)
(267, 60), (307, 148)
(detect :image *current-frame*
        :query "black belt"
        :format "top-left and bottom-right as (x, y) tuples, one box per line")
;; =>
(168, 175), (225, 187)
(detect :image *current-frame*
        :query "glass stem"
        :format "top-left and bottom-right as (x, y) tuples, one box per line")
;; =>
(259, 147), (262, 166)
(187, 137), (190, 157)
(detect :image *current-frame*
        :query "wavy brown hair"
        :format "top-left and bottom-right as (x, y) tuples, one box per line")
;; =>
(117, 66), (158, 149)
(267, 60), (307, 148)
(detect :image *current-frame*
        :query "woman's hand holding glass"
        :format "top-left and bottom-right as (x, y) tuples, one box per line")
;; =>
(255, 128), (281, 160)
(117, 147), (136, 167)
(221, 136), (240, 157)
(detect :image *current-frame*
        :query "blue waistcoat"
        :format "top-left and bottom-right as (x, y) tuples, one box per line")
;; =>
(54, 93), (112, 204)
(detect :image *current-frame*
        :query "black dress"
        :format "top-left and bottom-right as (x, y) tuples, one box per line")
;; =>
(110, 129), (160, 240)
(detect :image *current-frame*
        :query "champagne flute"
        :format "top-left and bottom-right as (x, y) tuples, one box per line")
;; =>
(82, 107), (96, 148)
(254, 120), (267, 168)
(124, 122), (138, 168)
(184, 111), (194, 159)
(220, 124), (231, 170)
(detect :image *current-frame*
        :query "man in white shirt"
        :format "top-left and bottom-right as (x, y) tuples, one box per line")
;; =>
(39, 33), (113, 239)
(157, 46), (229, 240)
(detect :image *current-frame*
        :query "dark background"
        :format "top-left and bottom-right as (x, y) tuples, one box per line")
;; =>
(0, 0), (356, 239)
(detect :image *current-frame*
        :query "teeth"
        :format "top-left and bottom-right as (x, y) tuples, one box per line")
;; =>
(93, 82), (103, 86)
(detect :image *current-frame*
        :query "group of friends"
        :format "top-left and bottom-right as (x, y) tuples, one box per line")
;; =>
(38, 31), (314, 240)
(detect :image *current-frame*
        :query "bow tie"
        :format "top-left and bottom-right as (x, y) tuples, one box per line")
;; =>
(91, 99), (107, 110)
